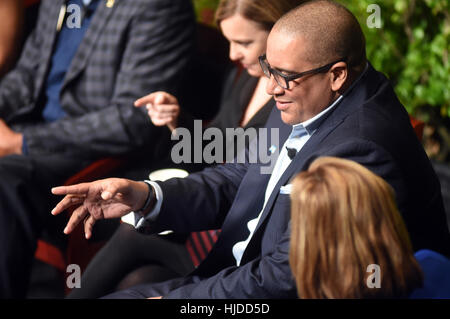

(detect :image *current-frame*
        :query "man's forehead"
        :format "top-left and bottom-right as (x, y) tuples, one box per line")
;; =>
(266, 30), (308, 70)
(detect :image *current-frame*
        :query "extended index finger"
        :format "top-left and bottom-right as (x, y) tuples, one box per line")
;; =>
(134, 92), (160, 107)
(51, 183), (90, 196)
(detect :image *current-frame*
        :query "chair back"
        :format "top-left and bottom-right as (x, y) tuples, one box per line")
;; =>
(410, 249), (450, 299)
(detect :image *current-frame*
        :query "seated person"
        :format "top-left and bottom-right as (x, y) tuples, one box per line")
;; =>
(52, 0), (450, 299)
(66, 0), (308, 299)
(0, 0), (195, 298)
(289, 156), (424, 298)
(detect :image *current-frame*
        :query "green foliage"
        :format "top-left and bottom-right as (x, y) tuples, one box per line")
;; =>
(338, 0), (450, 120)
(194, 0), (450, 119)
(193, 0), (220, 25)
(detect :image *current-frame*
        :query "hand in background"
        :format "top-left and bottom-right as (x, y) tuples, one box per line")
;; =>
(51, 178), (151, 239)
(0, 119), (23, 157)
(134, 91), (180, 132)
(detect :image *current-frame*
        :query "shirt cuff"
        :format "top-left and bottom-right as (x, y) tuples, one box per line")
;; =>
(134, 180), (163, 229)
(21, 136), (28, 155)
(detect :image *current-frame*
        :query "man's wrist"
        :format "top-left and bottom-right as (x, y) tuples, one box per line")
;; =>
(136, 181), (156, 217)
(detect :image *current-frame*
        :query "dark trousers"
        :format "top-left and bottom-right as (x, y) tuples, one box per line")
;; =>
(67, 223), (195, 299)
(102, 276), (196, 299)
(0, 154), (89, 298)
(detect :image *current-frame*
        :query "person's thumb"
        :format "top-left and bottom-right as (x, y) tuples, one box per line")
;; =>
(154, 92), (168, 106)
(100, 184), (119, 201)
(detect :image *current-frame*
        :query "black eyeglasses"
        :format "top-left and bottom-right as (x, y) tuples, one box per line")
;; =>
(259, 54), (346, 89)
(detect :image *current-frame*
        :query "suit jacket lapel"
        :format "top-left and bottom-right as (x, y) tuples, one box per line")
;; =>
(61, 0), (118, 89)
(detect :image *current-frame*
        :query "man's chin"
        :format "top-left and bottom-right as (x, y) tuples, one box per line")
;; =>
(280, 111), (297, 126)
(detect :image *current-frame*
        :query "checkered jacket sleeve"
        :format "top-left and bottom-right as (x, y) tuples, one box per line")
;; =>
(1, 0), (195, 159)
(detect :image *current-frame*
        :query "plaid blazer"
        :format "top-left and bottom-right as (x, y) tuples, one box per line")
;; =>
(0, 0), (195, 159)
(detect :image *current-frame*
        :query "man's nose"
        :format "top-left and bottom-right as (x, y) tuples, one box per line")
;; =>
(266, 73), (285, 96)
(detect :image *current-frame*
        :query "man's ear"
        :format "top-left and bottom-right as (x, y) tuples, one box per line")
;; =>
(329, 62), (348, 92)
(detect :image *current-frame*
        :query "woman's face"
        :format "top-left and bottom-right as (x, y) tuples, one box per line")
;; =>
(220, 14), (269, 77)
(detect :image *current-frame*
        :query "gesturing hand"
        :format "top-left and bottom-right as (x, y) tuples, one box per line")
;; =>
(51, 178), (151, 239)
(134, 91), (180, 132)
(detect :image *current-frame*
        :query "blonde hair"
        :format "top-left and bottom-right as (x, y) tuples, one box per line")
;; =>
(289, 157), (423, 298)
(215, 0), (305, 31)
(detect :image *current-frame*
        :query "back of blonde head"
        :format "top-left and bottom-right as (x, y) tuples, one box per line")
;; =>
(289, 157), (423, 298)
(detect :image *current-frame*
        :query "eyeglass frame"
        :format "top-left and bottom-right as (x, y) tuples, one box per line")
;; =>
(258, 54), (347, 89)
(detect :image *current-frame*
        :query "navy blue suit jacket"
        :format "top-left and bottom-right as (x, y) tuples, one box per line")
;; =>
(144, 64), (450, 298)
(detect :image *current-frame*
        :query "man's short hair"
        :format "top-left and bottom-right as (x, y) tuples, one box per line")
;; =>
(274, 0), (367, 73)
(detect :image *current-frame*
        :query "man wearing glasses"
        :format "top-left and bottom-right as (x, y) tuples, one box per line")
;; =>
(52, 0), (449, 298)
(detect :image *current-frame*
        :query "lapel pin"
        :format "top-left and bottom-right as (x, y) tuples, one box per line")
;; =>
(106, 0), (115, 8)
(269, 145), (277, 154)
